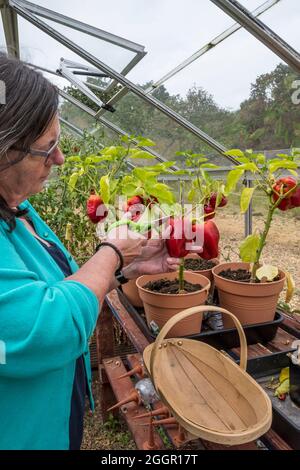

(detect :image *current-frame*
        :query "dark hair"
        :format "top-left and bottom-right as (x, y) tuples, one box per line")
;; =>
(0, 53), (59, 230)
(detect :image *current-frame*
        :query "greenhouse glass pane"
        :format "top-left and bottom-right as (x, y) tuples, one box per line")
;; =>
(35, 17), (137, 74)
(107, 90), (231, 167)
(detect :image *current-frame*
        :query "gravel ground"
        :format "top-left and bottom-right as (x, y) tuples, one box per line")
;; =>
(82, 209), (300, 450)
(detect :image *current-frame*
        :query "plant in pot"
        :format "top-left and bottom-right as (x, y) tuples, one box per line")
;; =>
(136, 179), (221, 337)
(75, 134), (176, 307)
(212, 148), (299, 328)
(175, 151), (229, 285)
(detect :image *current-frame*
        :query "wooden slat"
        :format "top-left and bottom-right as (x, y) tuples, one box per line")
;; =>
(281, 312), (300, 337)
(267, 327), (298, 352)
(231, 342), (273, 359)
(106, 290), (149, 352)
(103, 355), (165, 450)
(96, 301), (116, 421)
(262, 429), (293, 450)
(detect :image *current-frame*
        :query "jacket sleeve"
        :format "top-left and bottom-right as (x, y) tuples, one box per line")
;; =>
(0, 233), (99, 378)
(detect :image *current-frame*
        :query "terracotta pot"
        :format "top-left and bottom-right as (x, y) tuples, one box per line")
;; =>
(122, 279), (144, 308)
(136, 271), (210, 337)
(212, 262), (285, 328)
(185, 253), (219, 286)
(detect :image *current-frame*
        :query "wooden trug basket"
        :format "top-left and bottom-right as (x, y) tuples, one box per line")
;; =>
(143, 306), (272, 446)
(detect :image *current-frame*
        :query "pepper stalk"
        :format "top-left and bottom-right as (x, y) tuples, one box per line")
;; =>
(179, 257), (185, 293)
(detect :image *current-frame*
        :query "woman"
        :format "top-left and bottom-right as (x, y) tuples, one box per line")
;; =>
(0, 53), (179, 450)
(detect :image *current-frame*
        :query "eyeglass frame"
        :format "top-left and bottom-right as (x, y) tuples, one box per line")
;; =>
(11, 136), (61, 164)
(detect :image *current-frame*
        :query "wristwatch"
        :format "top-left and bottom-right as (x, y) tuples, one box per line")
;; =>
(115, 269), (129, 285)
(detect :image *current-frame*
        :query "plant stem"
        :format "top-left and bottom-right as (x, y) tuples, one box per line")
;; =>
(179, 257), (185, 293)
(251, 201), (275, 280)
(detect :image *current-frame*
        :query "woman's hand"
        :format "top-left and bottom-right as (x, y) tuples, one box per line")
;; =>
(123, 238), (180, 279)
(105, 215), (148, 266)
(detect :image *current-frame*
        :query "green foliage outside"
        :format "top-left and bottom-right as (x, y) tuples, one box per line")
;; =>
(61, 64), (300, 158)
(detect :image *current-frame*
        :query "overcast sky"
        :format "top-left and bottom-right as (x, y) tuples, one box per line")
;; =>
(1, 0), (299, 110)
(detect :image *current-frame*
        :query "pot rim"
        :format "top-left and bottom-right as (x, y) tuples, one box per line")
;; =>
(212, 262), (286, 286)
(136, 271), (211, 297)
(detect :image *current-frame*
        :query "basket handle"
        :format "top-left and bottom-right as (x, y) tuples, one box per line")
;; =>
(149, 306), (247, 384)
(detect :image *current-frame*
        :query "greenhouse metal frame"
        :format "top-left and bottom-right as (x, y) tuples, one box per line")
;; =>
(1, 0), (300, 237)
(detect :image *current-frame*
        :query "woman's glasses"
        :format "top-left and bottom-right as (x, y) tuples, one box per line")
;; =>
(27, 138), (61, 164)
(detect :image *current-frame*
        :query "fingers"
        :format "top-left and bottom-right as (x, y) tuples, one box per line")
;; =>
(166, 257), (181, 271)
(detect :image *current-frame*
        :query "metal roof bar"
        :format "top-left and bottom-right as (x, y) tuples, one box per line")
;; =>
(9, 0), (234, 162)
(59, 58), (106, 108)
(0, 0), (19, 57)
(210, 0), (300, 74)
(146, 0), (281, 94)
(10, 0), (146, 95)
(59, 117), (84, 137)
(14, 0), (145, 53)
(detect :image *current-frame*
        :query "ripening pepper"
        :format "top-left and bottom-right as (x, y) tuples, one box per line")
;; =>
(197, 220), (220, 260)
(86, 189), (108, 223)
(165, 217), (191, 258)
(124, 195), (145, 221)
(289, 186), (300, 208)
(272, 177), (297, 211)
(209, 192), (228, 209)
(204, 204), (215, 221)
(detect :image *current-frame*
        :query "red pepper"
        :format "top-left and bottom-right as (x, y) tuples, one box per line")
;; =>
(209, 192), (228, 209)
(146, 195), (159, 207)
(197, 220), (220, 260)
(86, 189), (108, 223)
(278, 393), (287, 401)
(290, 186), (300, 208)
(165, 217), (191, 258)
(204, 204), (215, 221)
(125, 195), (145, 220)
(272, 177), (297, 210)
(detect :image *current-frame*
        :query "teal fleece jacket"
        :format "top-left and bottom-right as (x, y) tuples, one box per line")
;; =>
(0, 200), (99, 450)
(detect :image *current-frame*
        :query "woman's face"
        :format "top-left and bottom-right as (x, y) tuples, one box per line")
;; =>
(0, 114), (64, 206)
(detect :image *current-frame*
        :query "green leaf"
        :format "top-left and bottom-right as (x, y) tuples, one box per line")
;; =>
(147, 183), (174, 204)
(237, 162), (258, 172)
(268, 160), (298, 173)
(255, 153), (266, 165)
(68, 172), (79, 192)
(240, 187), (255, 213)
(224, 149), (245, 158)
(144, 161), (176, 171)
(256, 265), (279, 282)
(239, 234), (260, 262)
(225, 169), (244, 195)
(67, 156), (82, 163)
(135, 136), (156, 147)
(128, 149), (155, 159)
(100, 175), (110, 204)
(133, 168), (158, 181)
(121, 183), (138, 197)
(187, 188), (196, 202)
(200, 163), (219, 169)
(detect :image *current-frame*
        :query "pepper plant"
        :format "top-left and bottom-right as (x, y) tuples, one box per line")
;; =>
(224, 148), (300, 293)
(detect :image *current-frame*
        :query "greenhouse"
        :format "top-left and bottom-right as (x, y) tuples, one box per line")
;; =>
(0, 0), (300, 453)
